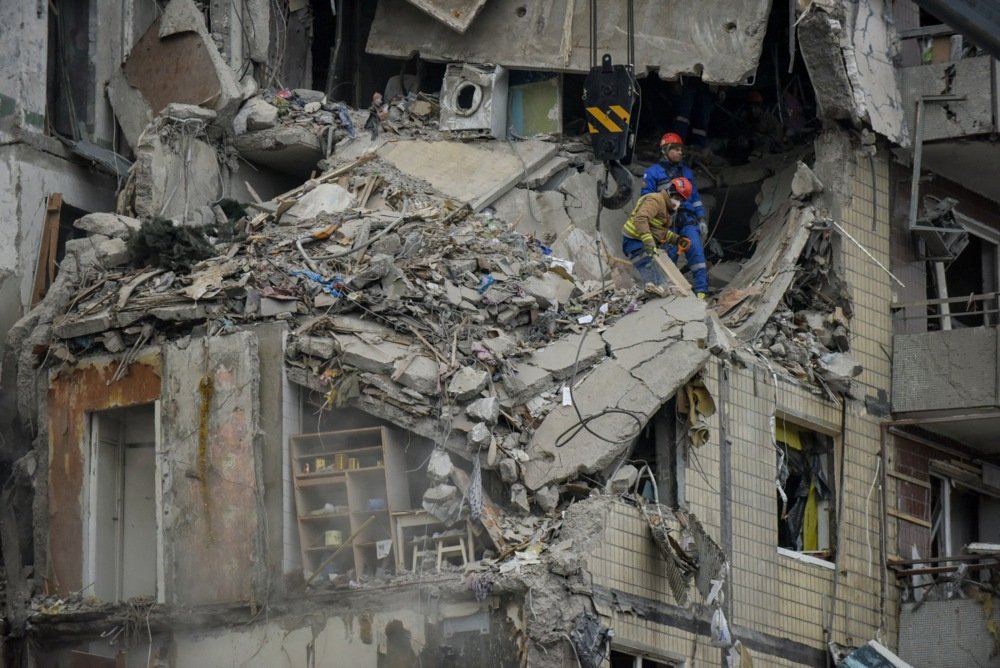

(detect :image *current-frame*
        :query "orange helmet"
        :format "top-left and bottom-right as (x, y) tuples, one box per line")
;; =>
(667, 177), (693, 201)
(659, 132), (684, 148)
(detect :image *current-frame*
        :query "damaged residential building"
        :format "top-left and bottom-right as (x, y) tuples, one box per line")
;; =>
(1, 0), (999, 665)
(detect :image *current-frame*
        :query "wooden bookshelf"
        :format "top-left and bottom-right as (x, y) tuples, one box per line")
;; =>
(290, 426), (410, 581)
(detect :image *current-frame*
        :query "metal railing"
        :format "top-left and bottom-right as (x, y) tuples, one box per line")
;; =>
(892, 292), (1000, 330)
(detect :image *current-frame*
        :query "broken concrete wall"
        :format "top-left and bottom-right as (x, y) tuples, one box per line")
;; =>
(122, 0), (244, 124)
(799, 2), (860, 125)
(523, 296), (710, 490)
(0, 2), (48, 139)
(845, 0), (907, 145)
(32, 595), (521, 667)
(251, 321), (293, 596)
(161, 330), (265, 606)
(47, 352), (163, 594)
(797, 1), (906, 144)
(0, 144), (116, 380)
(900, 55), (996, 141)
(368, 0), (772, 83)
(120, 110), (226, 221)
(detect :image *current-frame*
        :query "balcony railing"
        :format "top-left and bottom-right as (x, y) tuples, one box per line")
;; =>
(893, 291), (1000, 331)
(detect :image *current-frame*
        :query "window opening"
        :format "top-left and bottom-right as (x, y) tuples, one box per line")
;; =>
(86, 404), (159, 602)
(776, 419), (835, 559)
(610, 648), (682, 668)
(47, 0), (94, 140)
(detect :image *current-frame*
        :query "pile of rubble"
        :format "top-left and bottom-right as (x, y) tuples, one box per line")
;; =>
(752, 223), (862, 395)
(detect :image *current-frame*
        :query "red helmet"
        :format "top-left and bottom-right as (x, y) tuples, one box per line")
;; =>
(659, 132), (684, 148)
(667, 177), (693, 201)
(747, 90), (764, 105)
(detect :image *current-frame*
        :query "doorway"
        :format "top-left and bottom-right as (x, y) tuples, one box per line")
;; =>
(85, 404), (160, 602)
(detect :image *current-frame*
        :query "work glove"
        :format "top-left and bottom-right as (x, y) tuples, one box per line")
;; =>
(698, 218), (709, 240)
(643, 244), (660, 258)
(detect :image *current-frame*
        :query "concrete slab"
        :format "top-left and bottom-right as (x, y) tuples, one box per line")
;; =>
(529, 332), (606, 380)
(107, 67), (154, 150)
(630, 340), (709, 403)
(334, 333), (411, 374)
(128, 130), (223, 220)
(123, 0), (243, 121)
(368, 0), (771, 83)
(377, 139), (557, 211)
(403, 0), (488, 33)
(491, 188), (571, 239)
(521, 271), (576, 309)
(846, 0), (906, 144)
(522, 358), (660, 490)
(234, 126), (325, 179)
(394, 354), (440, 394)
(503, 362), (555, 403)
(522, 155), (570, 189)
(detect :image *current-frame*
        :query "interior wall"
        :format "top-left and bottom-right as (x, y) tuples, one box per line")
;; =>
(47, 352), (162, 594)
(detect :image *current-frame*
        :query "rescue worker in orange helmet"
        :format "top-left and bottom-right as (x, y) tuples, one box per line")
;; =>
(622, 177), (694, 288)
(640, 134), (709, 296)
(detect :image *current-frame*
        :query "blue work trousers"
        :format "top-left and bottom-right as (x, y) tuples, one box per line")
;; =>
(623, 236), (668, 285)
(623, 226), (708, 293)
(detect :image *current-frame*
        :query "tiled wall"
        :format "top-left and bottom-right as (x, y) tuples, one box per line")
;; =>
(590, 147), (897, 665)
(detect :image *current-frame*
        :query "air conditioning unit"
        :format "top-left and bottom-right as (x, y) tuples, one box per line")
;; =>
(439, 63), (508, 138)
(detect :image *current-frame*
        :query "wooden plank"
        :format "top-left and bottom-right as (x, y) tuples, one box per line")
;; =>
(651, 252), (693, 295)
(31, 193), (62, 306)
(887, 508), (932, 529)
(888, 470), (931, 489)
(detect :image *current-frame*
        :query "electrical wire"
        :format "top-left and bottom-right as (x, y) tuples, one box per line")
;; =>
(554, 165), (646, 449)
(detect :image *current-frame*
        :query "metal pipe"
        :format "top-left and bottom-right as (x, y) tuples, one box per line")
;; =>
(878, 423), (889, 640)
(824, 400), (849, 666)
(907, 98), (926, 234)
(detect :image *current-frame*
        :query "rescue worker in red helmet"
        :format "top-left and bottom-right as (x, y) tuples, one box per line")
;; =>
(622, 177), (694, 289)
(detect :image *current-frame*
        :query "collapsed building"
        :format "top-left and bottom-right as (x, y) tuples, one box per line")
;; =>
(1, 0), (999, 666)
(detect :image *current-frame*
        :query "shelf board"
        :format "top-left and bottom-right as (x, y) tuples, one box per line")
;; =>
(305, 545), (351, 552)
(292, 445), (383, 461)
(294, 472), (347, 487)
(351, 508), (389, 515)
(345, 465), (385, 475)
(300, 512), (351, 521)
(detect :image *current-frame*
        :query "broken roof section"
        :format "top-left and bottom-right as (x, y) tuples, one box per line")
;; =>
(367, 0), (771, 83)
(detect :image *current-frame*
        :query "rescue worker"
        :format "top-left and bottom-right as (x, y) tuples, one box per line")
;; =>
(641, 132), (707, 232)
(733, 90), (785, 158)
(623, 177), (700, 293)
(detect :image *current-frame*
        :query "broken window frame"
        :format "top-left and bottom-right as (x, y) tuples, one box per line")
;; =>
(929, 472), (988, 559)
(46, 0), (97, 141)
(82, 403), (165, 604)
(775, 416), (836, 562)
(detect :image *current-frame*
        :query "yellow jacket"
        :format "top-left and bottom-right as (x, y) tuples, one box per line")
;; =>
(623, 192), (676, 247)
